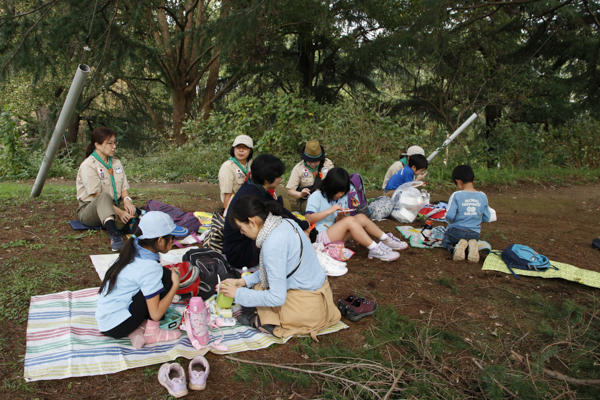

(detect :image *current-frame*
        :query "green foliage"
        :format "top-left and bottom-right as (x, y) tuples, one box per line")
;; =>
(0, 106), (29, 179)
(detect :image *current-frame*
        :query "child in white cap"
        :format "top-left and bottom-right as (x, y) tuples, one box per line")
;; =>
(218, 135), (254, 208)
(96, 211), (189, 348)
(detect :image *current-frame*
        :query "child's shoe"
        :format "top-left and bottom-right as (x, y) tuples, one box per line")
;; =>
(453, 239), (468, 261)
(467, 239), (480, 263)
(368, 242), (400, 262)
(110, 233), (124, 252)
(127, 320), (147, 349)
(144, 320), (181, 344)
(188, 355), (210, 391)
(382, 233), (408, 250)
(158, 362), (188, 398)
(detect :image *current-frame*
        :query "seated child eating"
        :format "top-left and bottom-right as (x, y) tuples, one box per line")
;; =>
(443, 165), (497, 262)
(384, 154), (428, 195)
(305, 167), (407, 262)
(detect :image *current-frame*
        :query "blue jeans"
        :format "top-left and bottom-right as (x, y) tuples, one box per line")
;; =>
(442, 227), (480, 252)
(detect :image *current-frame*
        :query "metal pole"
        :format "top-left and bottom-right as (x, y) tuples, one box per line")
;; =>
(30, 64), (90, 198)
(427, 112), (478, 162)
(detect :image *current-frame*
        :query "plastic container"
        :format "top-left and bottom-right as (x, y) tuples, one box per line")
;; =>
(241, 267), (251, 277)
(216, 282), (234, 309)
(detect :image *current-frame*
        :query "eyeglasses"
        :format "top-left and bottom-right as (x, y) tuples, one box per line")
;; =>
(106, 141), (118, 146)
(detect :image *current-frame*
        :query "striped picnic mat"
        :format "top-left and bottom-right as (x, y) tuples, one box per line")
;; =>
(24, 288), (348, 382)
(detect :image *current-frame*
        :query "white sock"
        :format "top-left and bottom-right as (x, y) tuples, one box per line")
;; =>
(379, 233), (388, 241)
(367, 241), (377, 250)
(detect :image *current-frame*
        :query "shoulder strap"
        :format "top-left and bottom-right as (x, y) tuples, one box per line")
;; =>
(285, 220), (304, 279)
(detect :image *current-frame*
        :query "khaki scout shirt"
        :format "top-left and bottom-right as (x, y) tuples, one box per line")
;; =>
(218, 159), (252, 203)
(382, 160), (405, 190)
(286, 159), (334, 191)
(76, 156), (130, 204)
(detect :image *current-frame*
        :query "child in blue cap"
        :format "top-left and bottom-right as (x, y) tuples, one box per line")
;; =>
(96, 211), (189, 348)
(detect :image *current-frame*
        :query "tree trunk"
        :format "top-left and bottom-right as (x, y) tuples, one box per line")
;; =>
(65, 113), (80, 144)
(199, 48), (221, 120)
(484, 104), (502, 167)
(172, 85), (195, 143)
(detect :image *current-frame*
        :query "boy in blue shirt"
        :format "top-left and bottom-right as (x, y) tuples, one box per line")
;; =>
(384, 154), (428, 195)
(443, 165), (496, 262)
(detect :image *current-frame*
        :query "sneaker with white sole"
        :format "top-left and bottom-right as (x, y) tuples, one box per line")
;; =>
(110, 234), (124, 252)
(368, 242), (400, 262)
(467, 239), (480, 263)
(315, 250), (348, 276)
(188, 355), (210, 391)
(453, 239), (468, 261)
(158, 362), (188, 398)
(382, 233), (408, 250)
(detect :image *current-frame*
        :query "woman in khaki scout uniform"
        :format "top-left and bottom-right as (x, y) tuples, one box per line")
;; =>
(76, 127), (136, 252)
(286, 140), (334, 215)
(218, 135), (254, 208)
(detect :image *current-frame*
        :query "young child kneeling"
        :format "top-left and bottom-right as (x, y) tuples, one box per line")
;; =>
(443, 165), (496, 262)
(305, 168), (407, 262)
(384, 154), (429, 196)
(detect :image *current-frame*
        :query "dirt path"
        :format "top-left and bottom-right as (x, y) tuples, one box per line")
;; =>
(2, 180), (600, 399)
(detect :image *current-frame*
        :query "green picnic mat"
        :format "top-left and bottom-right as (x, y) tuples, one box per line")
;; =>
(482, 252), (600, 289)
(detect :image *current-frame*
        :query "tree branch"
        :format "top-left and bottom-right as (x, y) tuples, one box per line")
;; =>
(225, 356), (383, 399)
(1, 0), (59, 19)
(453, 0), (542, 10)
(1, 0), (58, 74)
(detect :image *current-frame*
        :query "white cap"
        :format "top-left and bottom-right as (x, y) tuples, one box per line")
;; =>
(137, 211), (188, 239)
(232, 135), (253, 149)
(404, 145), (425, 156)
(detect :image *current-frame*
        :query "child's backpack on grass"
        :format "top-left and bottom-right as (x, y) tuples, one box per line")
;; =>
(500, 244), (558, 279)
(183, 248), (240, 300)
(144, 200), (200, 233)
(348, 173), (371, 217)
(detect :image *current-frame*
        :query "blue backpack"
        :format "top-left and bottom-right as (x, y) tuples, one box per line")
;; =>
(500, 244), (558, 279)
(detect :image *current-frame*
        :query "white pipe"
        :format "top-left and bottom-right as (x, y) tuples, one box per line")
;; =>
(31, 64), (90, 198)
(427, 112), (478, 162)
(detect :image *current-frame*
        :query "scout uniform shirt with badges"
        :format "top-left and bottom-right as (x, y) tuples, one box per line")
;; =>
(286, 158), (334, 191)
(76, 155), (129, 204)
(218, 159), (252, 203)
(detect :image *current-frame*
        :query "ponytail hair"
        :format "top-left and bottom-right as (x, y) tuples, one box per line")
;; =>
(227, 195), (282, 229)
(86, 127), (116, 158)
(98, 225), (173, 296)
(318, 167), (350, 202)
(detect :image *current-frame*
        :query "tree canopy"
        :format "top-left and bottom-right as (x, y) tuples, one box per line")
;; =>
(1, 0), (598, 144)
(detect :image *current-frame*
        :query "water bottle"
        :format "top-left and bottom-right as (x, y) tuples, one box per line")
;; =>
(421, 220), (433, 241)
(241, 267), (251, 277)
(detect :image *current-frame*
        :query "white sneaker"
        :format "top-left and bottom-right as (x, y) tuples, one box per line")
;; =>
(368, 242), (400, 262)
(382, 233), (408, 250)
(315, 250), (348, 276)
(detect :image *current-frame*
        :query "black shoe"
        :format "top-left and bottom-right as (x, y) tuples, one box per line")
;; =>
(110, 234), (124, 252)
(593, 238), (600, 251)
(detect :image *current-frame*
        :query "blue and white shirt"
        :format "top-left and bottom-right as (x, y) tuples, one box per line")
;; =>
(96, 241), (165, 332)
(445, 190), (493, 234)
(305, 189), (351, 233)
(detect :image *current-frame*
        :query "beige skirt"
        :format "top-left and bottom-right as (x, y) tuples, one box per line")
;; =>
(255, 279), (341, 342)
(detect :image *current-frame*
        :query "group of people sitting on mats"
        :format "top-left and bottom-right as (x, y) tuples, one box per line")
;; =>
(77, 127), (494, 350)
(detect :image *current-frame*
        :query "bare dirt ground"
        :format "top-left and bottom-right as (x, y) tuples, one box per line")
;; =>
(1, 180), (599, 399)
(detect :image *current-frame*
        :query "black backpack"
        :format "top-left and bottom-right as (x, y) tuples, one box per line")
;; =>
(182, 248), (241, 300)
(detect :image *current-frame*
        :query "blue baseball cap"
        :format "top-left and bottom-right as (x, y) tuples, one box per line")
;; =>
(137, 211), (188, 239)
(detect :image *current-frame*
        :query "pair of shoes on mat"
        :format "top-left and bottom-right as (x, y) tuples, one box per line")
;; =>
(368, 242), (400, 262)
(453, 239), (480, 263)
(338, 295), (378, 322)
(159, 356), (210, 398)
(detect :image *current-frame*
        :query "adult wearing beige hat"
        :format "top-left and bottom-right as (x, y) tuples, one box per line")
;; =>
(218, 135), (254, 208)
(286, 140), (334, 215)
(381, 145), (425, 191)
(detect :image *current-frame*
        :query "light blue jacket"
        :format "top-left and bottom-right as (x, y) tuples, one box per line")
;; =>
(234, 220), (326, 308)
